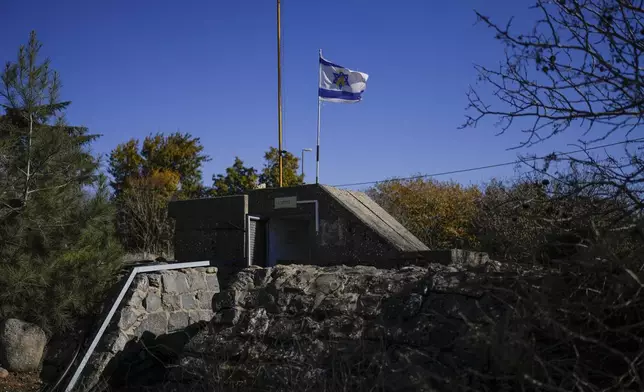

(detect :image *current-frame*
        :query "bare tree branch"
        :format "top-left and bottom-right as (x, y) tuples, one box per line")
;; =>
(464, 0), (644, 148)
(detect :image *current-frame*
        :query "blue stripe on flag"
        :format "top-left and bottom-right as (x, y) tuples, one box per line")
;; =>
(319, 57), (346, 68)
(318, 88), (362, 101)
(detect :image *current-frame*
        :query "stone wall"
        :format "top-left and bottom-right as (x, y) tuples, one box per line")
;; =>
(150, 263), (509, 392)
(77, 266), (220, 391)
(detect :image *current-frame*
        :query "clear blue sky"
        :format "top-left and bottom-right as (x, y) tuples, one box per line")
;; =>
(0, 0), (627, 189)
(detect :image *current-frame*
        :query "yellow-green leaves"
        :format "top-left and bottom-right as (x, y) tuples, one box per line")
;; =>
(109, 132), (209, 198)
(369, 178), (481, 249)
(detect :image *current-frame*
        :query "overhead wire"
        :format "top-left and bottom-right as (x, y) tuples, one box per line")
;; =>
(332, 138), (644, 188)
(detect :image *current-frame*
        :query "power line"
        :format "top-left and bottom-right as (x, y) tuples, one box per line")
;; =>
(332, 138), (644, 188)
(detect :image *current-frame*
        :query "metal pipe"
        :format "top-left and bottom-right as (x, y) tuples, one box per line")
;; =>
(277, 0), (283, 187)
(301, 148), (312, 179)
(316, 49), (322, 184)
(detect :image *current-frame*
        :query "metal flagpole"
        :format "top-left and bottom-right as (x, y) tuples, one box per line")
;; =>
(277, 0), (284, 187)
(316, 49), (322, 184)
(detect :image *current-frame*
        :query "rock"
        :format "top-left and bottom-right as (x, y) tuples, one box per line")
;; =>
(287, 292), (315, 313)
(168, 312), (190, 332)
(313, 292), (358, 316)
(125, 292), (144, 308)
(205, 267), (217, 274)
(253, 267), (273, 287)
(114, 332), (131, 354)
(212, 289), (245, 311)
(79, 262), (516, 392)
(106, 331), (129, 354)
(0, 318), (47, 372)
(166, 263), (505, 392)
(144, 292), (162, 313)
(312, 273), (344, 295)
(118, 307), (143, 331)
(214, 308), (243, 325)
(205, 274), (220, 292)
(132, 275), (149, 293)
(77, 267), (222, 391)
(0, 367), (8, 378)
(188, 310), (213, 324)
(135, 313), (168, 336)
(180, 294), (197, 310)
(357, 294), (382, 317)
(186, 271), (207, 291)
(162, 272), (190, 294)
(243, 308), (270, 336)
(196, 291), (214, 310)
(162, 294), (181, 311)
(148, 274), (162, 288)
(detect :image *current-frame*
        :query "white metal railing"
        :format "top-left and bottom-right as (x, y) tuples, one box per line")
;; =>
(65, 260), (211, 392)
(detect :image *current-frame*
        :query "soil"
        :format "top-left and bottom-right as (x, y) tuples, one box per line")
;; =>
(0, 372), (42, 392)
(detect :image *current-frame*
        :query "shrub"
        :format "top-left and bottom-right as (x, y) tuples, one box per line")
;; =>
(459, 240), (644, 391)
(368, 177), (481, 249)
(117, 169), (179, 256)
(475, 167), (636, 263)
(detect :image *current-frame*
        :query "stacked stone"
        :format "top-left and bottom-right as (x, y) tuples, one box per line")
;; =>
(116, 267), (219, 340)
(81, 266), (219, 391)
(166, 263), (504, 392)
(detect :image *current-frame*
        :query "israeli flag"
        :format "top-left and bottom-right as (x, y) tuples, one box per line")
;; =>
(318, 55), (369, 103)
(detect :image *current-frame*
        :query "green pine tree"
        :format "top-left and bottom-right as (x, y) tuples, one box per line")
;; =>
(0, 31), (123, 333)
(0, 31), (99, 259)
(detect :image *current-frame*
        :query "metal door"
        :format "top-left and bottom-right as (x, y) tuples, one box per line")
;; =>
(247, 215), (266, 266)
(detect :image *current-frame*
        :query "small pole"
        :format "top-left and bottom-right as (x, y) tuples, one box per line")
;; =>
(301, 148), (312, 180)
(316, 49), (322, 184)
(277, 0), (284, 187)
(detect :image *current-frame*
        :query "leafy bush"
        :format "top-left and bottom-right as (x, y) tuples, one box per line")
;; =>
(474, 177), (553, 262)
(109, 133), (209, 199)
(457, 237), (644, 391)
(118, 170), (179, 256)
(369, 166), (636, 265)
(109, 133), (209, 253)
(368, 177), (482, 249)
(475, 166), (637, 263)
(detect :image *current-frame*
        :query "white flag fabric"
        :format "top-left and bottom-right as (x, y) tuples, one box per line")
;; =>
(318, 55), (369, 103)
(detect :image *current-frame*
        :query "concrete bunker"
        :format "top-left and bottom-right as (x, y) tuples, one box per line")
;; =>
(168, 184), (429, 270)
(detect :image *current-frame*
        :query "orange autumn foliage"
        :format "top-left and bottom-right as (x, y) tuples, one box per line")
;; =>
(368, 178), (482, 249)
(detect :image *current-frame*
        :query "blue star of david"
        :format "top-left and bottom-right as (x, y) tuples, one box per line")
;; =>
(333, 72), (349, 89)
